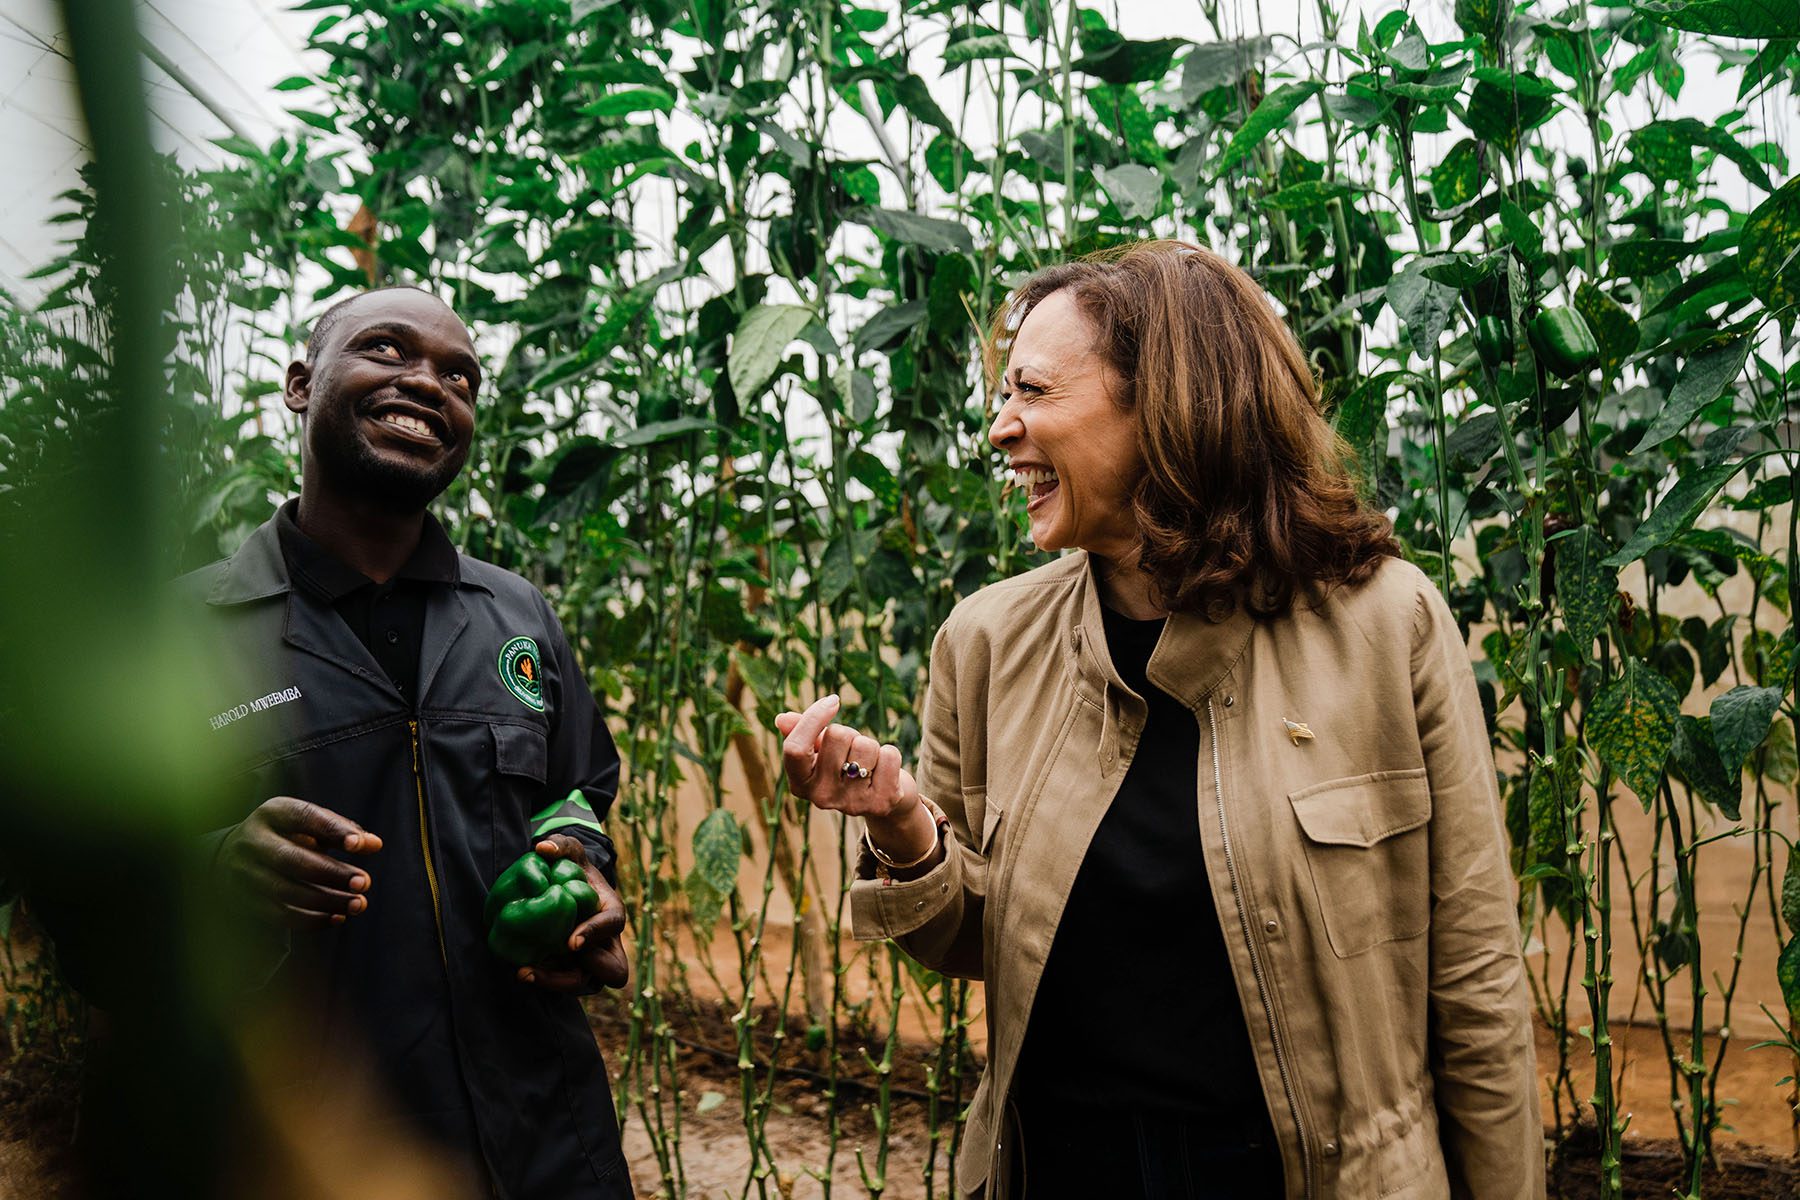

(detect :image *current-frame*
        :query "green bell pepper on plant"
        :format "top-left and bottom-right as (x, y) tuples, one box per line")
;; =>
(484, 851), (599, 966)
(1474, 315), (1512, 369)
(1527, 307), (1599, 378)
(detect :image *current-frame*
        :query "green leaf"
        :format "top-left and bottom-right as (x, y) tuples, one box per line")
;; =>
(609, 417), (718, 449)
(582, 88), (676, 118)
(1464, 75), (1557, 152)
(692, 808), (742, 897)
(1742, 177), (1800, 312)
(1670, 715), (1741, 819)
(1428, 139), (1483, 210)
(1765, 719), (1799, 786)
(1604, 461), (1743, 569)
(1611, 238), (1699, 277)
(728, 304), (813, 401)
(1445, 409), (1502, 471)
(1180, 37), (1273, 104)
(1632, 338), (1750, 453)
(845, 207), (975, 255)
(1258, 181), (1366, 211)
(1499, 200), (1545, 264)
(1711, 685), (1786, 779)
(1573, 282), (1640, 377)
(1386, 257), (1459, 350)
(855, 299), (928, 356)
(943, 33), (1013, 65)
(1636, 0), (1800, 40)
(1094, 164), (1162, 220)
(1588, 657), (1682, 807)
(1071, 37), (1186, 84)
(1216, 82), (1323, 174)
(1556, 526), (1617, 651)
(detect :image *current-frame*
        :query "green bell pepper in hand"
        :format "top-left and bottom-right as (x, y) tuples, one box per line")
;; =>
(484, 851), (600, 966)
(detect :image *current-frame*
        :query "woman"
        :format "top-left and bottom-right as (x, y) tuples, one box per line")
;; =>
(776, 242), (1542, 1199)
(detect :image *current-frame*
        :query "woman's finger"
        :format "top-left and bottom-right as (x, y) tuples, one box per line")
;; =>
(867, 743), (904, 815)
(813, 723), (859, 795)
(842, 734), (882, 806)
(781, 695), (841, 794)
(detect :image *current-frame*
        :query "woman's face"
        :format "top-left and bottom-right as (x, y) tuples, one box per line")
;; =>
(988, 289), (1140, 559)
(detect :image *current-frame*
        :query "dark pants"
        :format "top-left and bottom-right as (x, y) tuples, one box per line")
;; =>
(1013, 1100), (1285, 1198)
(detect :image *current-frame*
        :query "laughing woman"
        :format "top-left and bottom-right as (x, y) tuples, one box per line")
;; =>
(776, 242), (1542, 1200)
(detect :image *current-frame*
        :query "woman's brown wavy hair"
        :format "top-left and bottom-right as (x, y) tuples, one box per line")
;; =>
(987, 240), (1400, 619)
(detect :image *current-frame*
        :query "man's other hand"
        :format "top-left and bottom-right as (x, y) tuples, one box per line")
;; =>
(217, 797), (383, 930)
(518, 834), (629, 994)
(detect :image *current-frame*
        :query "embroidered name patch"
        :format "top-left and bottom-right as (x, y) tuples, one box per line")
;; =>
(209, 685), (304, 731)
(498, 636), (545, 712)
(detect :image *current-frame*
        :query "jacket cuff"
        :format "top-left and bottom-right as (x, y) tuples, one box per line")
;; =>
(848, 804), (962, 941)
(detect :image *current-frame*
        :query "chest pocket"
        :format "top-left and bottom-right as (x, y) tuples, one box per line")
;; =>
(1288, 768), (1431, 958)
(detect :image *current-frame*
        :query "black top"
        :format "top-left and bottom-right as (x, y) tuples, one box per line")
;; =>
(1015, 606), (1274, 1134)
(275, 498), (459, 705)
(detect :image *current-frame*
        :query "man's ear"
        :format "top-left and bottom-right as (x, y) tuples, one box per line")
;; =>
(283, 360), (311, 417)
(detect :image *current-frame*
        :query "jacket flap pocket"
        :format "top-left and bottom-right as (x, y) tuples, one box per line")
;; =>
(492, 722), (548, 782)
(964, 786), (1004, 853)
(1288, 768), (1430, 847)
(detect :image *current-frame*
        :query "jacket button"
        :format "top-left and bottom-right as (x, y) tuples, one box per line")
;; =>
(914, 900), (926, 911)
(1323, 1140), (1339, 1156)
(1264, 918), (1279, 935)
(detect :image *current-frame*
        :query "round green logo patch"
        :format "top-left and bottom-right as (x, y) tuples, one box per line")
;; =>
(498, 635), (545, 712)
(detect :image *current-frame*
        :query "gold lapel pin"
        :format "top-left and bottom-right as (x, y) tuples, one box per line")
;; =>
(1282, 718), (1315, 745)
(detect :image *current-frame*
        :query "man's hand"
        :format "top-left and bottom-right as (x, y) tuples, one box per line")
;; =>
(517, 834), (628, 994)
(216, 797), (383, 930)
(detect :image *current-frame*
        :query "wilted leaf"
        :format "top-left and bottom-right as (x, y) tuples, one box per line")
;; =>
(1782, 845), (1800, 934)
(1781, 936), (1800, 1020)
(1094, 164), (1163, 220)
(1633, 338), (1751, 453)
(1711, 685), (1785, 779)
(1180, 37), (1273, 104)
(1556, 526), (1617, 651)
(692, 808), (742, 897)
(1742, 177), (1800, 311)
(1588, 657), (1681, 806)
(728, 304), (813, 401)
(696, 1090), (726, 1115)
(1574, 282), (1640, 378)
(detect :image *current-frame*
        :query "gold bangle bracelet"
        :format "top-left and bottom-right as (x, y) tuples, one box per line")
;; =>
(865, 818), (941, 871)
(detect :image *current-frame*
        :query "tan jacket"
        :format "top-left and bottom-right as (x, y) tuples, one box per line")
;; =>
(850, 551), (1543, 1199)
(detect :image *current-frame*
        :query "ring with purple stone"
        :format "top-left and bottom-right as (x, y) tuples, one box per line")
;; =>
(840, 760), (872, 781)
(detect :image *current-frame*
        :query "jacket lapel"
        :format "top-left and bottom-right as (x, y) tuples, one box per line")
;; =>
(418, 586), (470, 703)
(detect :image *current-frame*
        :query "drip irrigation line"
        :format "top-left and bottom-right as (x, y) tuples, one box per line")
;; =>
(660, 1031), (938, 1105)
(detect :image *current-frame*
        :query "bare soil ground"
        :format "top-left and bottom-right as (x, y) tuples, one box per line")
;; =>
(3, 1000), (1796, 1198)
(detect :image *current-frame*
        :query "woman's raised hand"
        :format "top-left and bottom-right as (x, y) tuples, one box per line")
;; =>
(775, 694), (920, 823)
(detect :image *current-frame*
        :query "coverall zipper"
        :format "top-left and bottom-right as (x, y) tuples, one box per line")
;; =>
(410, 718), (449, 965)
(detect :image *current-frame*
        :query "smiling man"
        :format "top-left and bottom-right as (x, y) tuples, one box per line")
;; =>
(179, 287), (633, 1197)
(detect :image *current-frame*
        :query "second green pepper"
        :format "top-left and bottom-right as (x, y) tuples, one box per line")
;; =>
(484, 851), (600, 966)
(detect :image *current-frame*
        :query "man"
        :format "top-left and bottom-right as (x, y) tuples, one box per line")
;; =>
(180, 286), (632, 1197)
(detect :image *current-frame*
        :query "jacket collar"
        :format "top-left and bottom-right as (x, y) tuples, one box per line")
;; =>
(205, 503), (490, 606)
(1070, 549), (1256, 711)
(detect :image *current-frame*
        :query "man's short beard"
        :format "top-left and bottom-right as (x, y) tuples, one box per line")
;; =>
(310, 415), (464, 513)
